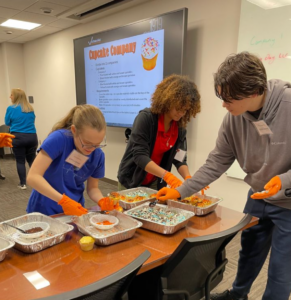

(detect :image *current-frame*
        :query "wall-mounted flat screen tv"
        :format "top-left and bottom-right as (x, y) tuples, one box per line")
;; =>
(74, 8), (188, 128)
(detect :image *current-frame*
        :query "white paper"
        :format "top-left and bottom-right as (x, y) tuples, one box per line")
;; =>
(65, 149), (89, 168)
(252, 120), (273, 136)
(23, 271), (50, 290)
(174, 149), (186, 162)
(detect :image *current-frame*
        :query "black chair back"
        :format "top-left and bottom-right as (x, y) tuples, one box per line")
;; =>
(160, 214), (252, 300)
(37, 250), (150, 300)
(0, 125), (13, 157)
(0, 125), (10, 134)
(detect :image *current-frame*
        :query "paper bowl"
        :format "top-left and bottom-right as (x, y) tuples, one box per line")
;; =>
(89, 215), (119, 230)
(18, 222), (50, 239)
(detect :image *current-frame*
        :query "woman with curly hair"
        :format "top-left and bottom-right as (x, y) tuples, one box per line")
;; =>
(117, 74), (201, 191)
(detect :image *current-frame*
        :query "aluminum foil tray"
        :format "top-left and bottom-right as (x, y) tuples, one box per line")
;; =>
(124, 203), (194, 235)
(74, 210), (142, 246)
(0, 235), (15, 262)
(167, 194), (223, 216)
(0, 213), (74, 253)
(53, 214), (74, 224)
(117, 187), (157, 210)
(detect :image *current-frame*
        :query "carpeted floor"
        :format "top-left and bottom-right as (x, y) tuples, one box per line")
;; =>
(0, 156), (289, 300)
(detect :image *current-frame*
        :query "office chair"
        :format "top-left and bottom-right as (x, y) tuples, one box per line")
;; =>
(159, 214), (252, 300)
(0, 124), (10, 132)
(38, 250), (150, 300)
(0, 124), (13, 157)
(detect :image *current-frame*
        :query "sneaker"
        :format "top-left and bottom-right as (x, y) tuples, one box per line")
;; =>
(210, 290), (248, 300)
(0, 174), (5, 180)
(17, 184), (27, 190)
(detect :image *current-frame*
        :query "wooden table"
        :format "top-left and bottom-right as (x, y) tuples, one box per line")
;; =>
(0, 206), (258, 300)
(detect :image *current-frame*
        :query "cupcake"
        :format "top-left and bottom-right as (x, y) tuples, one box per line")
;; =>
(141, 37), (159, 71)
(79, 236), (95, 251)
(109, 192), (121, 205)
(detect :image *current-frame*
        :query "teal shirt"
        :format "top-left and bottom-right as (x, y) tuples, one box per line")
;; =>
(5, 105), (36, 133)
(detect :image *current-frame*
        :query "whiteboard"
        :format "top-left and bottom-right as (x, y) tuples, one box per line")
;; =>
(227, 0), (291, 180)
(238, 0), (291, 82)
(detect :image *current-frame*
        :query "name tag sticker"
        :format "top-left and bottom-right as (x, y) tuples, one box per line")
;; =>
(252, 120), (273, 136)
(174, 149), (186, 162)
(65, 149), (89, 168)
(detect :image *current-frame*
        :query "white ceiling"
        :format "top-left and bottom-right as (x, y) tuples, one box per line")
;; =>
(0, 0), (149, 44)
(1, 0), (287, 44)
(0, 0), (91, 43)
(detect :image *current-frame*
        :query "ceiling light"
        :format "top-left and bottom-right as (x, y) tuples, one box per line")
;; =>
(247, 0), (291, 9)
(0, 19), (41, 30)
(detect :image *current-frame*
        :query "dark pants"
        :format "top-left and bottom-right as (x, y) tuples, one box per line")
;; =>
(12, 132), (38, 185)
(232, 189), (291, 300)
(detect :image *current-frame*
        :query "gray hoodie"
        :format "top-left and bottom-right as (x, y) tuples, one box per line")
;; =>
(177, 79), (291, 209)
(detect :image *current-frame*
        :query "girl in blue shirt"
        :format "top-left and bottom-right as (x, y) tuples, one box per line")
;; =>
(27, 104), (117, 216)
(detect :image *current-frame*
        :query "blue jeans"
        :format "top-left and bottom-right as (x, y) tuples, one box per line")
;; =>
(232, 189), (291, 300)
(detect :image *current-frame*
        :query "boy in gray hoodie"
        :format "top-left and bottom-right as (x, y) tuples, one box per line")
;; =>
(157, 52), (291, 300)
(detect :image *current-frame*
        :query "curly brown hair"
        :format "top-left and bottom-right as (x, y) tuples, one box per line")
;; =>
(214, 51), (267, 103)
(150, 74), (201, 128)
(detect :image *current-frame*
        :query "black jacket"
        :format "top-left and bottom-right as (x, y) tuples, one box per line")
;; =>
(117, 108), (188, 189)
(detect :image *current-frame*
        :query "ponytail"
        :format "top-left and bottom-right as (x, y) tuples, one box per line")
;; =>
(52, 104), (106, 133)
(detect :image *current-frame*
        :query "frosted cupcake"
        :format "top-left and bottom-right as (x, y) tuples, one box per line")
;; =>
(141, 37), (159, 71)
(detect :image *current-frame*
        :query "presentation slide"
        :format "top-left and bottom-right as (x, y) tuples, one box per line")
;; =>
(84, 30), (164, 127)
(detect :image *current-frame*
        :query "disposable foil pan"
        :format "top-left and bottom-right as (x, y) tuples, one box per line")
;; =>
(117, 187), (157, 210)
(124, 203), (194, 235)
(0, 235), (15, 262)
(167, 194), (223, 216)
(0, 213), (74, 253)
(74, 210), (142, 246)
(53, 214), (74, 224)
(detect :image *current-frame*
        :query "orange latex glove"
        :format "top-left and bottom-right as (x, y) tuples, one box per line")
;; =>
(201, 186), (209, 195)
(184, 175), (192, 180)
(58, 194), (88, 216)
(251, 176), (282, 199)
(98, 197), (115, 211)
(163, 172), (183, 188)
(156, 187), (181, 201)
(0, 133), (15, 148)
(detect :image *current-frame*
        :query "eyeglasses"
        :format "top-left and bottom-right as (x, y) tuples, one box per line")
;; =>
(78, 136), (107, 150)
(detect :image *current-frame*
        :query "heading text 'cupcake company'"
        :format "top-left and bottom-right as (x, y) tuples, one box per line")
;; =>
(89, 42), (137, 60)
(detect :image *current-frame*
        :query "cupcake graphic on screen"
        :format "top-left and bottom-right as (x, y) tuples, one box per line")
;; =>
(141, 37), (159, 71)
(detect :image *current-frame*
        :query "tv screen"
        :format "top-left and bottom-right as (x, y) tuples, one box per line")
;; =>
(74, 8), (188, 128)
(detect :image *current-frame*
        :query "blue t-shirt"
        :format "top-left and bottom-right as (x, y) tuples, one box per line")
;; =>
(27, 129), (105, 215)
(5, 105), (36, 133)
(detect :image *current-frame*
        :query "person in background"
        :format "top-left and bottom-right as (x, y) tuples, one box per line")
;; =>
(117, 74), (201, 191)
(0, 132), (15, 180)
(26, 104), (119, 216)
(5, 89), (38, 190)
(157, 52), (291, 300)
